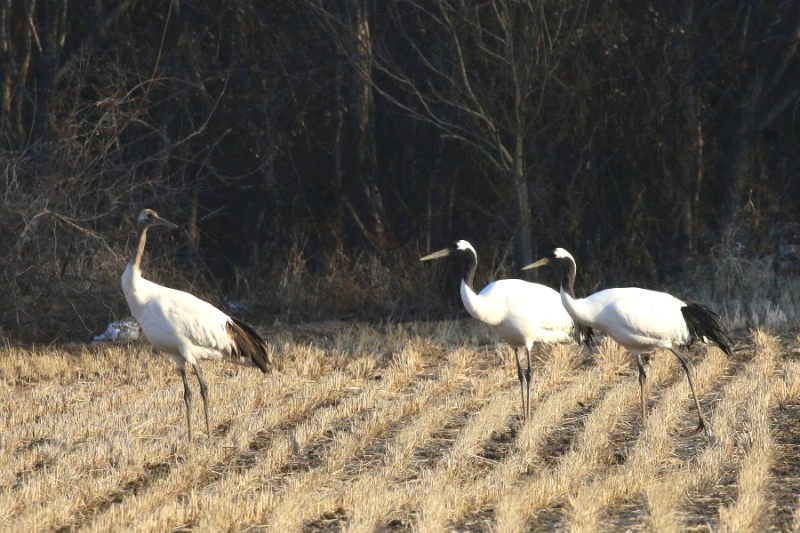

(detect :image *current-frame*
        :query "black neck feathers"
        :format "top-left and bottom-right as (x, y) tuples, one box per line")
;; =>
(462, 248), (477, 292)
(559, 256), (577, 299)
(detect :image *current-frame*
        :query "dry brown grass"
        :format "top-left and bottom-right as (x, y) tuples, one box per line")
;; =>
(1, 321), (800, 531)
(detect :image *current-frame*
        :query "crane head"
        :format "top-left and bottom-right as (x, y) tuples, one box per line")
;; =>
(420, 239), (476, 262)
(137, 208), (179, 231)
(522, 247), (576, 271)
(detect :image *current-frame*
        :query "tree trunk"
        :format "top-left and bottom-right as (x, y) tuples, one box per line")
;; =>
(0, 1), (10, 138)
(0, 0), (37, 145)
(720, 118), (752, 231)
(34, 0), (61, 141)
(333, 45), (375, 247)
(187, 188), (200, 254)
(720, 1), (800, 232)
(353, 0), (391, 249)
(677, 2), (701, 258)
(512, 134), (533, 269)
(506, 2), (532, 269)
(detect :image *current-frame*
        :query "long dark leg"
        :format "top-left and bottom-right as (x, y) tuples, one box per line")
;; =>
(635, 353), (648, 425)
(525, 346), (533, 420)
(669, 348), (708, 434)
(193, 363), (211, 438)
(513, 347), (526, 420)
(179, 366), (193, 442)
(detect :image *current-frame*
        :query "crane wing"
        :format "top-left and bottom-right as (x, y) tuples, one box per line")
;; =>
(593, 288), (689, 345)
(136, 286), (233, 355)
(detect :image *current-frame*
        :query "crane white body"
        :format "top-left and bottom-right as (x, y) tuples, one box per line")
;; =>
(524, 247), (732, 433)
(561, 286), (691, 353)
(121, 209), (271, 441)
(422, 240), (589, 420)
(461, 278), (576, 348)
(122, 271), (256, 367)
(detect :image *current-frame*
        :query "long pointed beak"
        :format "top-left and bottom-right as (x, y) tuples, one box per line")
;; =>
(154, 215), (179, 230)
(521, 257), (550, 270)
(420, 248), (451, 261)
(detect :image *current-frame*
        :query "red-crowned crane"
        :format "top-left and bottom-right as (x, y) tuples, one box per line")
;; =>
(523, 247), (732, 433)
(421, 240), (592, 420)
(121, 209), (272, 441)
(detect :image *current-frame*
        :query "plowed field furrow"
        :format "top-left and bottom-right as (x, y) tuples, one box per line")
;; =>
(6, 350), (184, 438)
(83, 343), (433, 532)
(359, 387), (518, 533)
(588, 366), (744, 530)
(593, 350), (750, 531)
(440, 341), (636, 531)
(493, 344), (728, 532)
(2, 379), (183, 487)
(4, 324), (800, 531)
(767, 358), (800, 532)
(215, 348), (480, 532)
(564, 347), (731, 532)
(303, 366), (511, 533)
(5, 349), (377, 531)
(2, 377), (202, 522)
(410, 344), (588, 532)
(167, 348), (478, 532)
(0, 349), (167, 481)
(714, 336), (776, 531)
(637, 332), (777, 533)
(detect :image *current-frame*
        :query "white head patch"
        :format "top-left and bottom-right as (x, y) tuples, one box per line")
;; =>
(456, 240), (475, 254)
(553, 248), (574, 261)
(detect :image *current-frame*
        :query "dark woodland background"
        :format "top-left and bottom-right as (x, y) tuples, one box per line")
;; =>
(2, 0), (800, 342)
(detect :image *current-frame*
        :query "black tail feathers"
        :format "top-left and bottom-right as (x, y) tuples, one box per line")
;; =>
(681, 302), (733, 356)
(228, 317), (272, 372)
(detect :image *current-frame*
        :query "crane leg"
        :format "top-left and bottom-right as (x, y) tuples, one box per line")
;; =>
(513, 347), (526, 421)
(635, 353), (648, 425)
(193, 363), (211, 438)
(525, 347), (533, 420)
(179, 367), (193, 442)
(669, 349), (708, 434)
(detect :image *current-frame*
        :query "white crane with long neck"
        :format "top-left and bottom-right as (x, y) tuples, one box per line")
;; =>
(524, 247), (732, 434)
(122, 208), (272, 441)
(421, 240), (592, 420)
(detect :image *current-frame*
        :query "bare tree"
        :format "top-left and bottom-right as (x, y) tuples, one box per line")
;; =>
(313, 0), (586, 266)
(716, 1), (800, 230)
(307, 0), (395, 249)
(0, 0), (38, 144)
(375, 0), (584, 266)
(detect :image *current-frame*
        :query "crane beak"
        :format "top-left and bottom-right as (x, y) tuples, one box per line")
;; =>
(420, 247), (451, 261)
(153, 215), (179, 230)
(521, 257), (550, 270)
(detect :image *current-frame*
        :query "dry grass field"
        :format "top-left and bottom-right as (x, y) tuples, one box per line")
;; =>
(2, 319), (800, 532)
